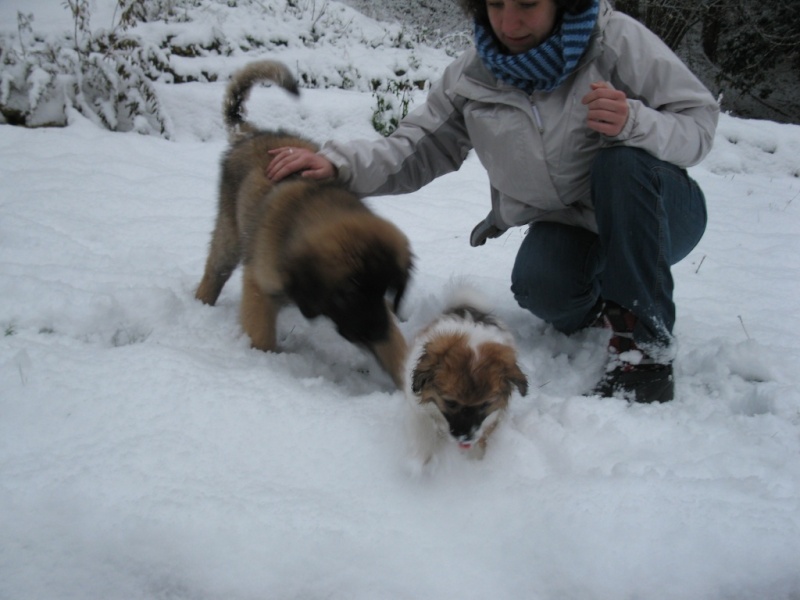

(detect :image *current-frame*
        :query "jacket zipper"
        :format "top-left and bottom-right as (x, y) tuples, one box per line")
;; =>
(530, 102), (544, 134)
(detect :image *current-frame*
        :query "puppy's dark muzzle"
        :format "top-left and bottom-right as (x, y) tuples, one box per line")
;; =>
(446, 407), (485, 442)
(338, 326), (389, 345)
(334, 308), (389, 345)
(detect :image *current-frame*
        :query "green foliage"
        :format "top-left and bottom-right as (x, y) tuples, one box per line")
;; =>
(370, 78), (413, 137)
(115, 0), (191, 27)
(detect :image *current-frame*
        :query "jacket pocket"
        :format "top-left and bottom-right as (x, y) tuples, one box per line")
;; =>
(463, 103), (561, 209)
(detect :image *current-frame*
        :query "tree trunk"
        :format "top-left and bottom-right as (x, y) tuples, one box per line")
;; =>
(701, 3), (723, 62)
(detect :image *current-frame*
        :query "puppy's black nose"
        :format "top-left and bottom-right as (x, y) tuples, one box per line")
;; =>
(448, 419), (479, 442)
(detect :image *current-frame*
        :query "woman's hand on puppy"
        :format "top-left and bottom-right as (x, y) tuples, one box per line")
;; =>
(266, 147), (336, 182)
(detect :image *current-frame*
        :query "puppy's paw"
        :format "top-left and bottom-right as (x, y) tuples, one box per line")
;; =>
(460, 440), (488, 461)
(403, 451), (434, 478)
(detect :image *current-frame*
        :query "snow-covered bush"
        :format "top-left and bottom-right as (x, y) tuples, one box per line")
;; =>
(0, 0), (457, 138)
(371, 78), (414, 136)
(1, 2), (173, 136)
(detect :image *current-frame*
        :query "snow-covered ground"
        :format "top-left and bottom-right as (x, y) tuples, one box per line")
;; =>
(1, 2), (800, 599)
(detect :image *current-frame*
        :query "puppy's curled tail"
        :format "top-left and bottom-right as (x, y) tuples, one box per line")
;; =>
(223, 60), (300, 138)
(441, 278), (492, 314)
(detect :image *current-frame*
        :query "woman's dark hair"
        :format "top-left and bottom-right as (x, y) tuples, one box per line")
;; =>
(459, 0), (594, 27)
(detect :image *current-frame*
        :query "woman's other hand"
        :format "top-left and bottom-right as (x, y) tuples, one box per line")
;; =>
(582, 81), (629, 137)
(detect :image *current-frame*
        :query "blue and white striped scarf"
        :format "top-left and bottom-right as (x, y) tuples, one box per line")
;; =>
(475, 0), (599, 93)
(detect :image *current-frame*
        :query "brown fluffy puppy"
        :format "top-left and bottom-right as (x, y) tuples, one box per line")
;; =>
(195, 60), (413, 388)
(404, 287), (528, 464)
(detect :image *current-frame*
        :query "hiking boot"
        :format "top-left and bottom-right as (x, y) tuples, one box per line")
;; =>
(594, 362), (674, 403)
(583, 298), (607, 330)
(591, 301), (674, 403)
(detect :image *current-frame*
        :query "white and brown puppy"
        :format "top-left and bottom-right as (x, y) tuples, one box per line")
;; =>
(404, 288), (528, 464)
(196, 60), (413, 387)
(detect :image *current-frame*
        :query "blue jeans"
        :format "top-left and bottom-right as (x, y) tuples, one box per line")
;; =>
(510, 147), (707, 348)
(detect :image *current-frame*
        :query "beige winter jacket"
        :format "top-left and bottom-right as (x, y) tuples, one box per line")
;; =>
(320, 0), (719, 233)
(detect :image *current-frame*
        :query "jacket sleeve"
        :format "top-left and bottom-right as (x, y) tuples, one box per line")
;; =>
(319, 62), (474, 197)
(605, 13), (719, 168)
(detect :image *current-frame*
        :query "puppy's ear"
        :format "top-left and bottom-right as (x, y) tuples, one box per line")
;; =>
(285, 259), (325, 318)
(508, 362), (529, 397)
(411, 349), (436, 396)
(391, 277), (408, 315)
(389, 260), (413, 314)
